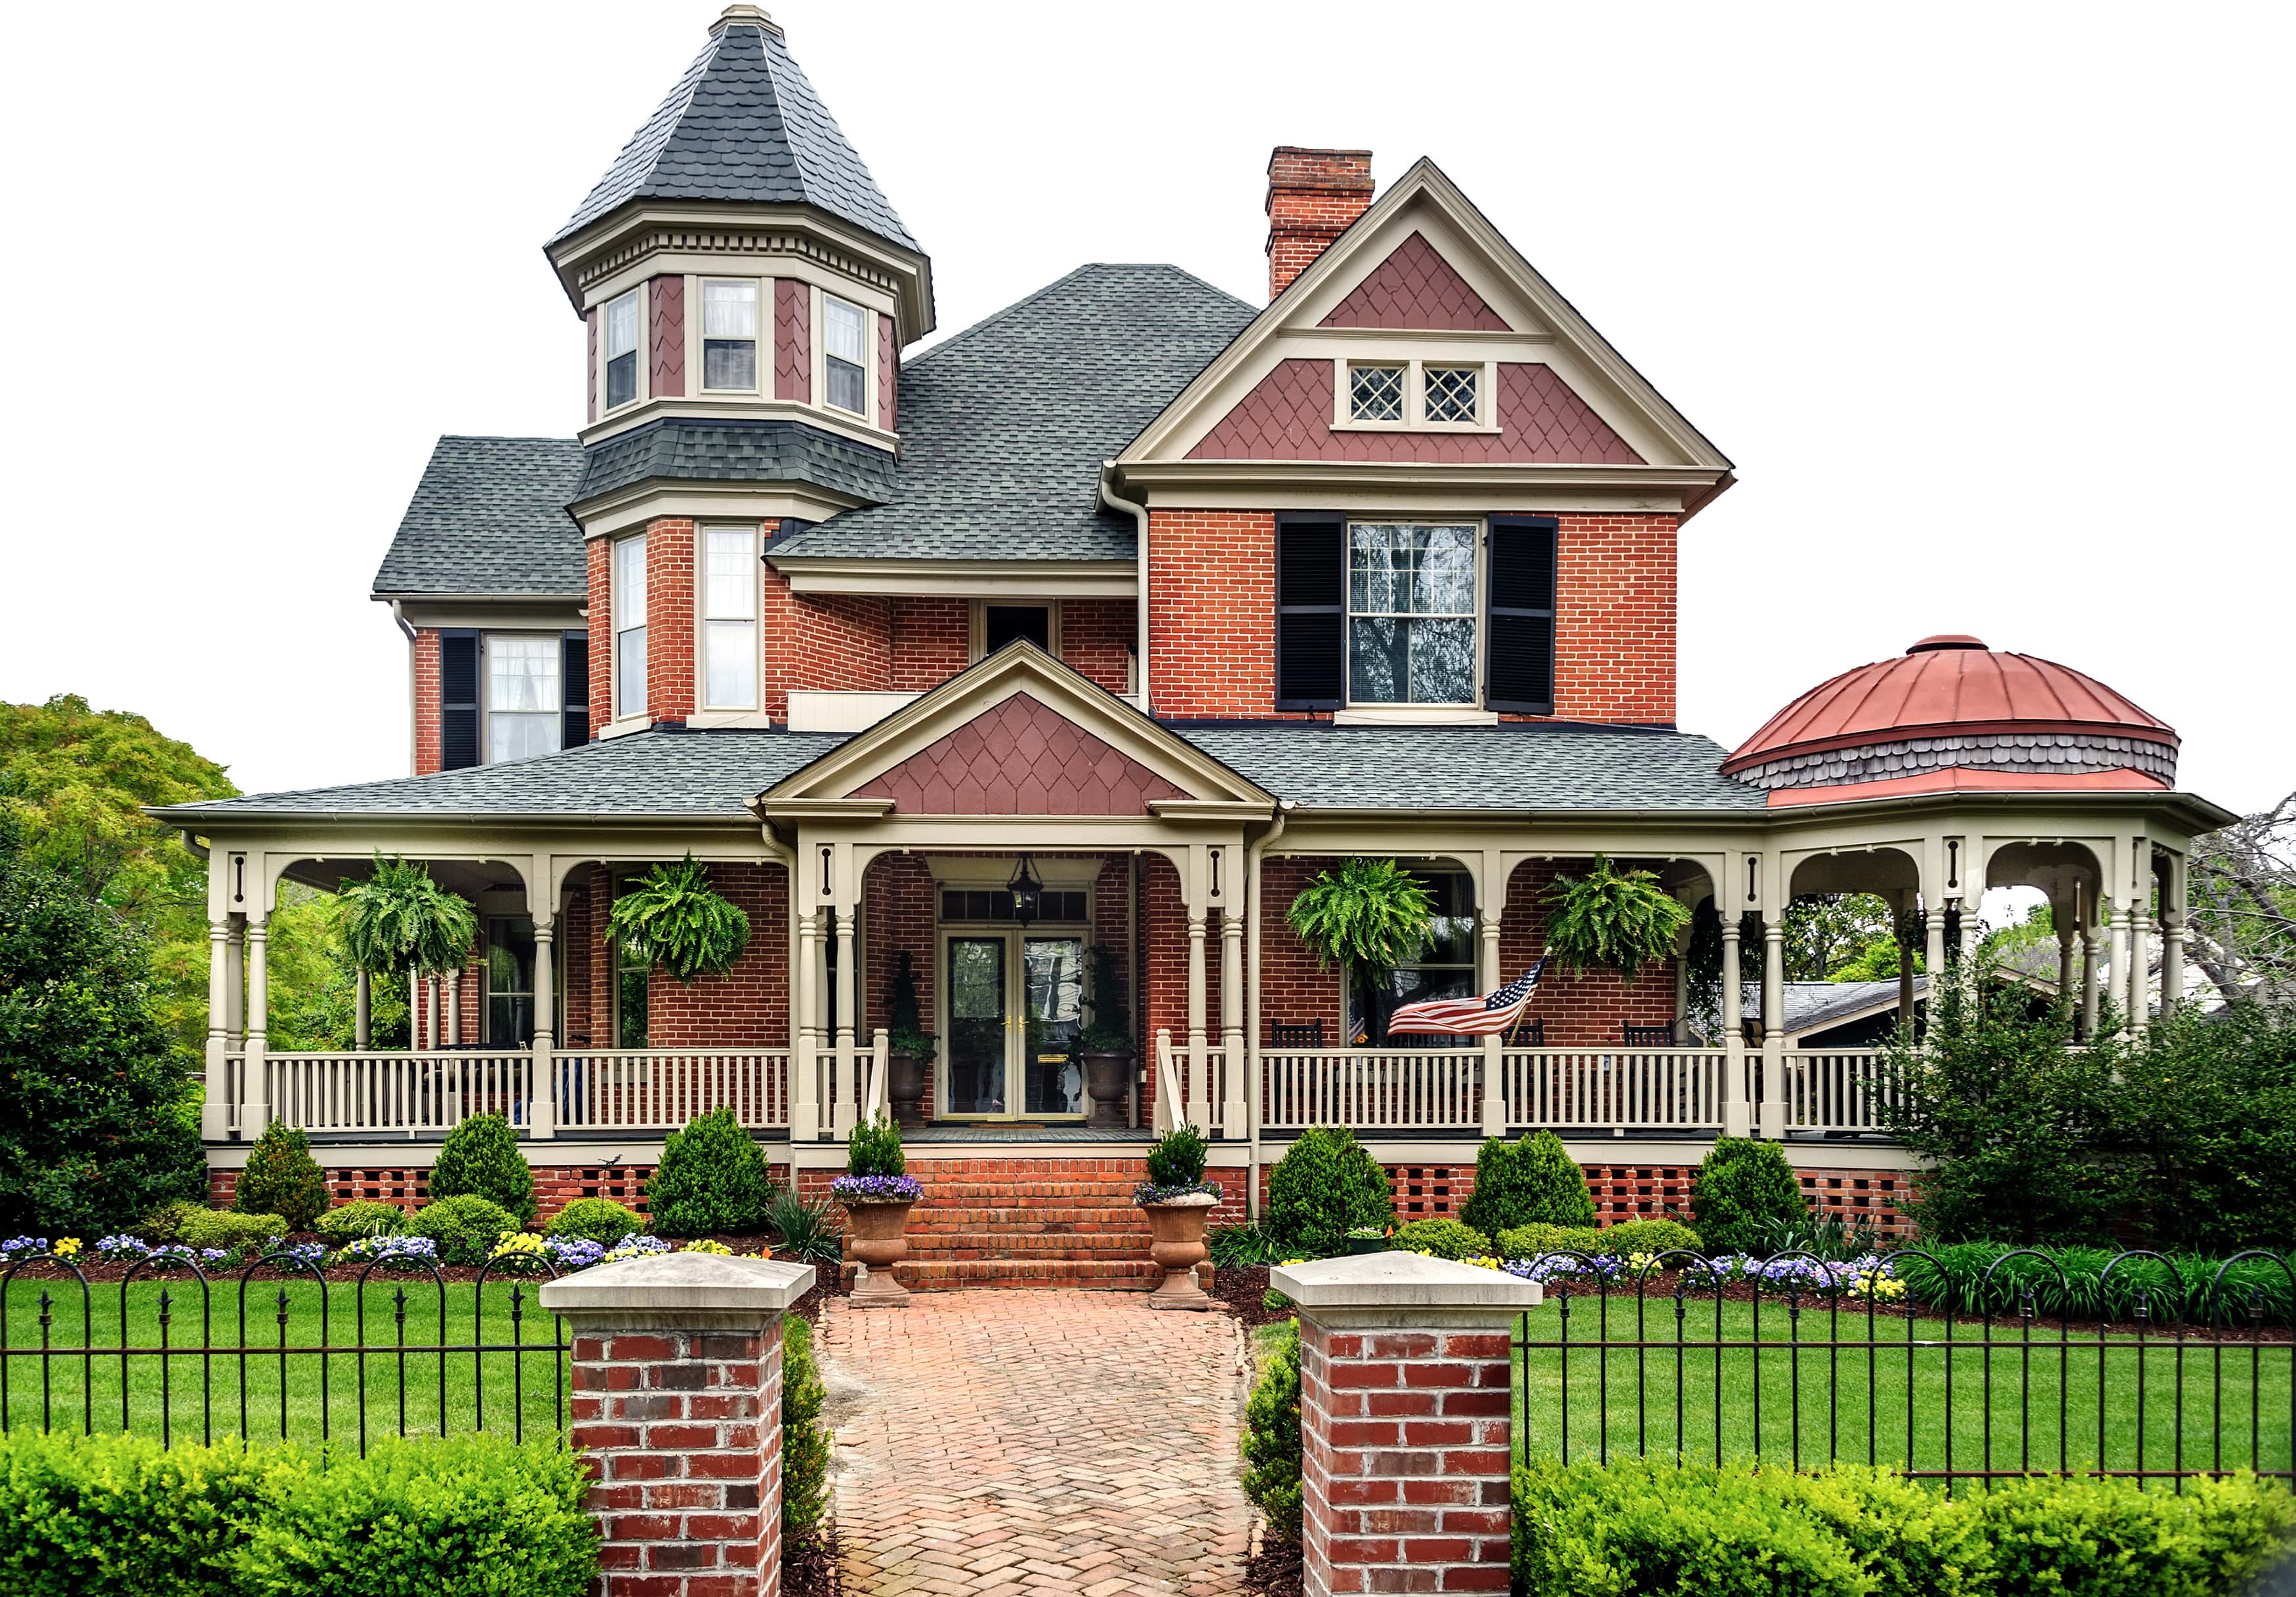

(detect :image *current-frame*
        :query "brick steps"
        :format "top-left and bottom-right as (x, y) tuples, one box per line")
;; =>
(897, 1258), (1162, 1291)
(888, 1184), (1156, 1288)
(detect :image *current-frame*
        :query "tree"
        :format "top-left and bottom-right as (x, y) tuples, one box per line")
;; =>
(0, 813), (207, 1235)
(2185, 790), (2296, 1007)
(1782, 893), (1904, 982)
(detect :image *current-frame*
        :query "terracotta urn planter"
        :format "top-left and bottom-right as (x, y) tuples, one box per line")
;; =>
(1140, 1192), (1218, 1310)
(886, 1049), (931, 1128)
(844, 1198), (915, 1307)
(1080, 1047), (1134, 1129)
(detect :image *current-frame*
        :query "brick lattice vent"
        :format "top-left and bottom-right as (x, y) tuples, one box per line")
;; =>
(1801, 1169), (1911, 1239)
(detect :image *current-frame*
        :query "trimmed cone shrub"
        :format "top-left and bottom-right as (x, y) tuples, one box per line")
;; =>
(314, 1201), (405, 1243)
(1694, 1137), (1806, 1255)
(781, 1313), (830, 1534)
(544, 1197), (647, 1247)
(649, 1108), (772, 1236)
(1391, 1217), (1490, 1259)
(1462, 1130), (1595, 1236)
(1264, 1126), (1393, 1257)
(403, 1194), (521, 1266)
(427, 1114), (535, 1224)
(1241, 1324), (1303, 1542)
(235, 1121), (327, 1232)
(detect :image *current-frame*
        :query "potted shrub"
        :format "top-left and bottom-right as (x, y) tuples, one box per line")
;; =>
(1345, 1224), (1390, 1256)
(1285, 859), (1433, 1043)
(882, 951), (934, 1128)
(1542, 855), (1692, 983)
(1135, 1122), (1221, 1310)
(832, 1114), (921, 1307)
(1077, 942), (1136, 1130)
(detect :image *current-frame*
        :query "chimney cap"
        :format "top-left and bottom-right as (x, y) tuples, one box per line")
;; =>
(1266, 146), (1376, 186)
(710, 4), (781, 35)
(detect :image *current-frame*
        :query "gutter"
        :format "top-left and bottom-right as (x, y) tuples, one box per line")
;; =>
(1100, 464), (1151, 713)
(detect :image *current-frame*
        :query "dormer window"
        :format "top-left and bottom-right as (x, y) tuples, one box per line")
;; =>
(604, 290), (640, 411)
(1423, 367), (1479, 424)
(824, 295), (869, 415)
(701, 279), (759, 392)
(1348, 364), (1404, 422)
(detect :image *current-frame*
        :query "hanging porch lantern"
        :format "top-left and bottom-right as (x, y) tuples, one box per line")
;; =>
(1008, 854), (1043, 928)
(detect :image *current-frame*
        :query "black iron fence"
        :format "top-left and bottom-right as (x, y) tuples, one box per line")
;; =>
(0, 1251), (568, 1455)
(1509, 1248), (2296, 1489)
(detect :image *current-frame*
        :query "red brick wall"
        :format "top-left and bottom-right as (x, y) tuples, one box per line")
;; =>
(646, 517), (697, 723)
(562, 885), (594, 1047)
(586, 536), (613, 731)
(1500, 860), (1679, 1044)
(412, 628), (441, 775)
(1265, 146), (1374, 301)
(1260, 855), (1343, 1041)
(888, 596), (966, 691)
(1554, 514), (1676, 725)
(644, 864), (790, 1047)
(1059, 598), (1134, 695)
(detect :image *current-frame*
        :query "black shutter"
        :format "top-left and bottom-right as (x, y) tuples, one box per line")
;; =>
(1485, 515), (1557, 714)
(562, 630), (590, 748)
(1275, 512), (1345, 710)
(440, 630), (480, 770)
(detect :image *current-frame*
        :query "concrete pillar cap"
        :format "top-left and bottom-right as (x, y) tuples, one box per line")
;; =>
(1271, 1252), (1542, 1312)
(540, 1253), (815, 1317)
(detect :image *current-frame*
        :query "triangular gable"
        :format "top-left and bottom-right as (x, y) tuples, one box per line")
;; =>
(1121, 158), (1731, 476)
(758, 642), (1273, 815)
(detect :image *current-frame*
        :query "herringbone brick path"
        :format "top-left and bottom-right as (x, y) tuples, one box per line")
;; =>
(817, 1291), (1254, 1594)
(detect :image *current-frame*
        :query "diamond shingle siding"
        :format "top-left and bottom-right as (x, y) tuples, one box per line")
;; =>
(552, 20), (915, 252)
(853, 693), (1186, 815)
(1186, 359), (1641, 464)
(1319, 231), (1511, 331)
(371, 436), (587, 597)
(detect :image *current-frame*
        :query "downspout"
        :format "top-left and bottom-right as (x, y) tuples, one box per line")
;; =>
(1101, 465), (1150, 714)
(757, 814), (802, 1190)
(1242, 800), (1294, 1221)
(391, 600), (419, 776)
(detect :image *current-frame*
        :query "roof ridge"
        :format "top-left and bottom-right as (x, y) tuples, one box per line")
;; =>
(748, 25), (813, 215)
(902, 264), (1117, 371)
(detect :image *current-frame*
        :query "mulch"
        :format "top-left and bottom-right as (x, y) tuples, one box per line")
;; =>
(783, 1525), (842, 1597)
(1214, 1264), (1295, 1330)
(1243, 1535), (1303, 1597)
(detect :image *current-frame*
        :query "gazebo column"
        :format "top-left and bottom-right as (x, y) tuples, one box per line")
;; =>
(2125, 845), (2153, 1036)
(1924, 901), (1948, 984)
(1896, 889), (1919, 1030)
(353, 967), (371, 1049)
(239, 908), (270, 1136)
(1719, 910), (1748, 1137)
(2081, 918), (2104, 1038)
(2108, 893), (2133, 1036)
(1758, 911), (1786, 1139)
(2161, 855), (2186, 1018)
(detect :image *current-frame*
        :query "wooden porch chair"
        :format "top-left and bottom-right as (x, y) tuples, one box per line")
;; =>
(1621, 1021), (1676, 1047)
(1270, 1020), (1324, 1047)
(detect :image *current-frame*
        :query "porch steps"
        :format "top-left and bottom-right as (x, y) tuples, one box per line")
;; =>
(889, 1165), (1166, 1291)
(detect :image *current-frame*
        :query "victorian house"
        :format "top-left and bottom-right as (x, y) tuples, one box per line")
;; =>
(161, 7), (2227, 1280)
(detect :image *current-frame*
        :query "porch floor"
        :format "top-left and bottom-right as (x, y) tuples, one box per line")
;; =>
(905, 1123), (1155, 1143)
(819, 1289), (1252, 1595)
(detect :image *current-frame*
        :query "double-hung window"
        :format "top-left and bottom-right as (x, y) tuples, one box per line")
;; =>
(1347, 523), (1478, 704)
(485, 917), (538, 1045)
(702, 526), (758, 709)
(603, 289), (640, 411)
(485, 636), (561, 762)
(1349, 871), (1477, 1043)
(701, 279), (758, 391)
(823, 295), (869, 415)
(613, 533), (647, 719)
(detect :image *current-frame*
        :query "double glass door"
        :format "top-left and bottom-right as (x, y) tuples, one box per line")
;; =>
(943, 931), (1086, 1118)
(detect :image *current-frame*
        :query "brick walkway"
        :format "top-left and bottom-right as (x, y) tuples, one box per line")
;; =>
(816, 1290), (1254, 1595)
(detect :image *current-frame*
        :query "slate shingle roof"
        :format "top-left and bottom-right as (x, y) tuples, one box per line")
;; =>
(575, 419), (897, 506)
(769, 265), (1256, 564)
(371, 437), (587, 597)
(552, 17), (915, 253)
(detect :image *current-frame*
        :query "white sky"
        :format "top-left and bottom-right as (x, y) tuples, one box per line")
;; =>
(1, 2), (2288, 815)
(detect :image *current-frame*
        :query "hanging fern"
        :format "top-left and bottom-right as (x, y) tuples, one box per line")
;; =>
(1542, 855), (1692, 984)
(609, 855), (750, 984)
(339, 855), (477, 979)
(1286, 857), (1434, 976)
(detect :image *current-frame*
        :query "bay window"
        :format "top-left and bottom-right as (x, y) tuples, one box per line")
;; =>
(701, 279), (759, 392)
(603, 289), (640, 411)
(613, 533), (647, 719)
(703, 525), (758, 709)
(824, 294), (869, 415)
(485, 635), (561, 762)
(1347, 522), (1477, 704)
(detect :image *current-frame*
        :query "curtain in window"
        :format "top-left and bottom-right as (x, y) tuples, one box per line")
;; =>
(824, 298), (868, 414)
(613, 535), (647, 718)
(1348, 524), (1476, 704)
(487, 636), (562, 763)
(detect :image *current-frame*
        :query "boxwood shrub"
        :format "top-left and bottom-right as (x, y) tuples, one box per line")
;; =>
(543, 1197), (646, 1248)
(180, 1210), (287, 1257)
(1389, 1217), (1489, 1260)
(1461, 1130), (1595, 1236)
(1693, 1137), (1806, 1255)
(234, 1122), (327, 1232)
(1264, 1127), (1392, 1258)
(1240, 1322), (1302, 1542)
(403, 1194), (522, 1266)
(426, 1114), (535, 1225)
(649, 1107), (772, 1237)
(782, 1313), (830, 1534)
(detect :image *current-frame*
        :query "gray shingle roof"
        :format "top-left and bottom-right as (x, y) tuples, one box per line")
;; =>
(372, 437), (586, 597)
(769, 265), (1256, 563)
(576, 419), (897, 506)
(1174, 723), (1767, 811)
(552, 18), (915, 253)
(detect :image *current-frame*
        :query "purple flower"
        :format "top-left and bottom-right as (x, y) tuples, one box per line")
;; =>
(831, 1175), (922, 1203)
(96, 1235), (151, 1261)
(545, 1238), (608, 1270)
(1133, 1180), (1222, 1206)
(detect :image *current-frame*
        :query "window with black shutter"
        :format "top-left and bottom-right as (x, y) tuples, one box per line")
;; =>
(562, 632), (590, 748)
(440, 630), (480, 770)
(1485, 515), (1558, 715)
(1274, 512), (1345, 710)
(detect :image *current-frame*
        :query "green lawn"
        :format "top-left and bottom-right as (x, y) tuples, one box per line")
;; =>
(0, 1272), (567, 1449)
(1511, 1297), (2295, 1482)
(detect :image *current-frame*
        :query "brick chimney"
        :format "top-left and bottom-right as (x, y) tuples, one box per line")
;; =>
(1265, 147), (1374, 301)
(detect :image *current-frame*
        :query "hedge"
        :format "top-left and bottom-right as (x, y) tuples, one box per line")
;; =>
(0, 1429), (596, 1597)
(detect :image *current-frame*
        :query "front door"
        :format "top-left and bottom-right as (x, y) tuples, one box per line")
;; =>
(941, 931), (1087, 1118)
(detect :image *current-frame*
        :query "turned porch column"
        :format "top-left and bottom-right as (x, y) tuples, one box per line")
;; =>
(1477, 854), (1507, 1138)
(1719, 910), (1748, 1137)
(239, 908), (270, 1136)
(445, 965), (461, 1047)
(792, 906), (821, 1141)
(531, 904), (558, 1140)
(1185, 908), (1210, 1129)
(203, 917), (234, 1141)
(833, 906), (858, 1136)
(353, 967), (371, 1049)
(1758, 911), (1786, 1139)
(1220, 908), (1247, 1139)
(224, 918), (245, 1047)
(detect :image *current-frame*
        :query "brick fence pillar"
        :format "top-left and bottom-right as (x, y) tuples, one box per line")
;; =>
(541, 1254), (816, 1597)
(1270, 1253), (1542, 1596)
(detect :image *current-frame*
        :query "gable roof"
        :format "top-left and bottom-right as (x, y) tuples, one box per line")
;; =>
(372, 436), (586, 599)
(551, 14), (915, 254)
(768, 264), (1256, 564)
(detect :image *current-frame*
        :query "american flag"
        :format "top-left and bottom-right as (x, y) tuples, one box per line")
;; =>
(1384, 956), (1547, 1038)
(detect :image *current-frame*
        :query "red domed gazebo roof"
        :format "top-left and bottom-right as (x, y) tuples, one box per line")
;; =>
(1723, 636), (2176, 777)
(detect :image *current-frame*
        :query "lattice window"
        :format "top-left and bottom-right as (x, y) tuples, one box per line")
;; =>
(1424, 365), (1479, 423)
(1349, 363), (1404, 422)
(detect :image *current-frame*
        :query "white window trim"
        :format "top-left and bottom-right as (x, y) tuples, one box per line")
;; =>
(813, 287), (876, 420)
(479, 631), (565, 765)
(1331, 357), (1498, 434)
(1341, 517), (1485, 714)
(697, 521), (762, 713)
(611, 532), (647, 722)
(695, 275), (765, 395)
(600, 287), (646, 416)
(967, 599), (1062, 662)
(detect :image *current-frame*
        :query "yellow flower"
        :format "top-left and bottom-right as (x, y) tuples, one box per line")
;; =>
(682, 1239), (733, 1256)
(1461, 1255), (1505, 1272)
(52, 1239), (81, 1259)
(1279, 1259), (1308, 1268)
(489, 1231), (547, 1261)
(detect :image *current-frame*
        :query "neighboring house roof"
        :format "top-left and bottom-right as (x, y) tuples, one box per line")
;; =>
(371, 436), (587, 598)
(575, 418), (897, 507)
(770, 265), (1257, 564)
(550, 14), (916, 253)
(1172, 723), (1768, 811)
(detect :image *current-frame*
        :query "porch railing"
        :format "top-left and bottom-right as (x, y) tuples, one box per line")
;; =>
(1260, 1047), (1485, 1131)
(550, 1049), (790, 1133)
(1502, 1047), (1723, 1133)
(264, 1049), (535, 1136)
(1780, 1047), (1895, 1133)
(1152, 1031), (1232, 1138)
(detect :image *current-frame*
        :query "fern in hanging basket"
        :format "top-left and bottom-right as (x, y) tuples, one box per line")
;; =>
(1542, 855), (1692, 984)
(1286, 857), (1434, 975)
(339, 855), (477, 978)
(609, 855), (750, 984)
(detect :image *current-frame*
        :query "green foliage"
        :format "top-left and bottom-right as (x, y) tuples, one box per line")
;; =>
(1597, 1218), (1705, 1258)
(403, 1194), (521, 1266)
(1694, 1138), (1807, 1255)
(1494, 1220), (1700, 1263)
(1756, 1209), (1897, 1264)
(1461, 1131), (1597, 1235)
(607, 855), (749, 984)
(178, 1210), (286, 1256)
(137, 1198), (206, 1245)
(1285, 857), (1433, 976)
(1264, 1127), (1393, 1257)
(427, 1114), (535, 1224)
(883, 949), (933, 1054)
(1891, 1241), (2296, 1326)
(1240, 1322), (1302, 1541)
(1391, 1217), (1490, 1259)
(543, 1198), (645, 1247)
(265, 883), (409, 1053)
(1078, 940), (1132, 1052)
(312, 1201), (405, 1244)
(650, 1108), (772, 1236)
(1497, 1222), (1603, 1261)
(1511, 1459), (2296, 1597)
(1261, 1288), (1294, 1313)
(234, 1122), (327, 1231)
(0, 814), (206, 1236)
(781, 1313), (831, 1535)
(1208, 1222), (1282, 1266)
(337, 855), (476, 980)
(0, 1425), (279, 1596)
(1541, 855), (1692, 983)
(763, 1188), (844, 1266)
(1145, 1123), (1209, 1188)
(845, 1112), (906, 1180)
(2114, 1004), (2296, 1253)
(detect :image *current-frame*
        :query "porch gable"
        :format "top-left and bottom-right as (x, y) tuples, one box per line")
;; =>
(854, 692), (1185, 815)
